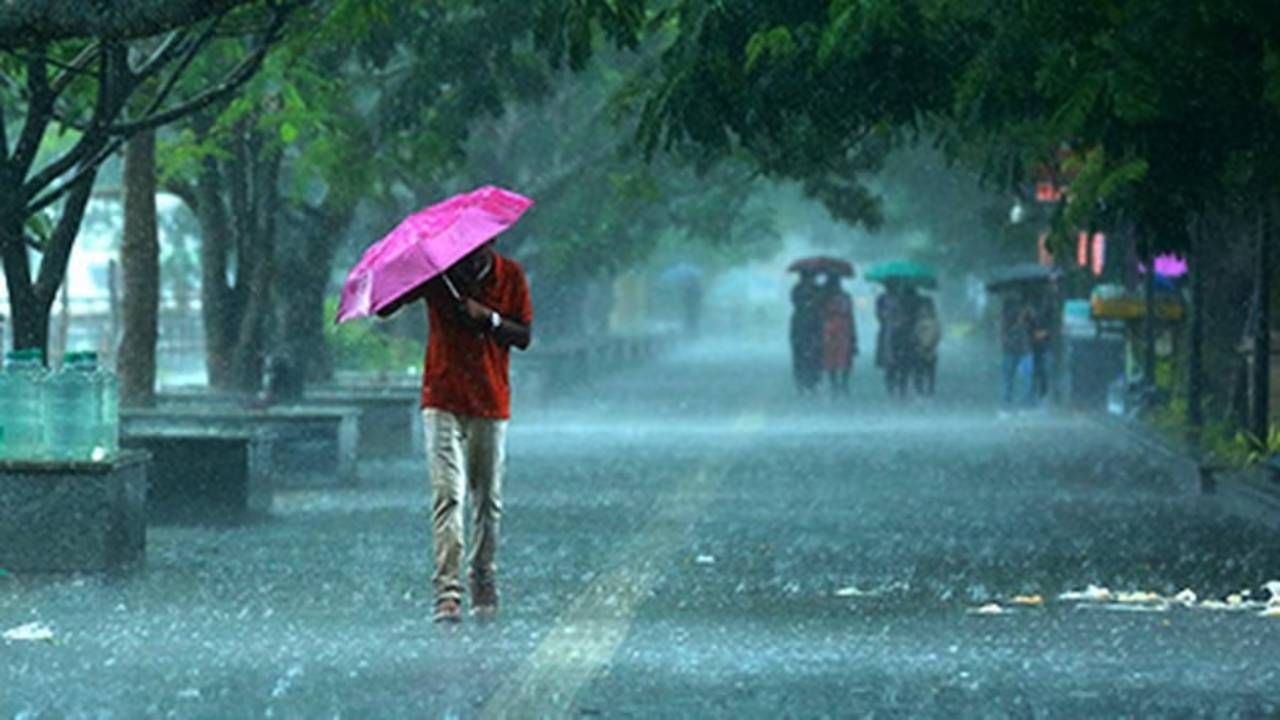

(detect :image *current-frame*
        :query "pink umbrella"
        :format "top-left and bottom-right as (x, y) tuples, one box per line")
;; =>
(336, 185), (534, 323)
(1137, 253), (1189, 278)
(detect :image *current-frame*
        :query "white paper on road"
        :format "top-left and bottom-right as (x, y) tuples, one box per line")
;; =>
(3, 622), (54, 642)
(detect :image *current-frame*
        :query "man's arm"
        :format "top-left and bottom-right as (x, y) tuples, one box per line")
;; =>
(461, 298), (533, 350)
(375, 280), (433, 319)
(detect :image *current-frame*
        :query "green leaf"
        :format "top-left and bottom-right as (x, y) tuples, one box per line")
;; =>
(746, 27), (796, 73)
(280, 122), (300, 145)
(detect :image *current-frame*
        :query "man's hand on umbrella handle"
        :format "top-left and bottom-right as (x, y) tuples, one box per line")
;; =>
(461, 298), (496, 327)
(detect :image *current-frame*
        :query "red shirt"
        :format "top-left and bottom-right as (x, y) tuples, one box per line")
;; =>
(420, 254), (532, 419)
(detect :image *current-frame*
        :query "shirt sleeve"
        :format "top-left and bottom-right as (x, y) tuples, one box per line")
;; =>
(509, 262), (533, 325)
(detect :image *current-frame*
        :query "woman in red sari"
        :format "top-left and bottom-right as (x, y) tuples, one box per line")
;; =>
(821, 274), (857, 395)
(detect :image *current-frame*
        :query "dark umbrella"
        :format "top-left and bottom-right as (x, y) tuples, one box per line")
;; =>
(787, 256), (855, 277)
(985, 263), (1058, 293)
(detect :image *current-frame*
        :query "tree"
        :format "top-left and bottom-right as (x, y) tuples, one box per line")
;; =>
(119, 130), (158, 406)
(0, 1), (266, 48)
(0, 2), (295, 358)
(158, 0), (648, 389)
(611, 0), (1280, 433)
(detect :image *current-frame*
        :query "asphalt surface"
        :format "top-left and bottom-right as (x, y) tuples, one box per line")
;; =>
(3, 337), (1280, 719)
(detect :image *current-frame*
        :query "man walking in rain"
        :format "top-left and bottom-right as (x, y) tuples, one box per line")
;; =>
(381, 241), (532, 623)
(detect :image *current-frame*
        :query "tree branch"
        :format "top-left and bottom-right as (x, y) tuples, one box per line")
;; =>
(27, 136), (121, 215)
(109, 20), (287, 136)
(164, 177), (200, 215)
(23, 44), (126, 198)
(0, 0), (262, 49)
(34, 169), (96, 303)
(12, 53), (54, 176)
(27, 4), (294, 211)
(49, 42), (101, 96)
(130, 21), (226, 123)
(131, 29), (191, 79)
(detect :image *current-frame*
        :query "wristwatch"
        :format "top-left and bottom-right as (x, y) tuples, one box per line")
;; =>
(489, 311), (501, 330)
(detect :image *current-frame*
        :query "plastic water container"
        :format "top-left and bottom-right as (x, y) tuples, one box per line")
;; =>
(49, 348), (112, 458)
(95, 357), (119, 458)
(46, 348), (93, 456)
(2, 349), (48, 460)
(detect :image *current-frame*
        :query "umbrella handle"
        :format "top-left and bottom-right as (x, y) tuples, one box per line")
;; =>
(441, 273), (463, 301)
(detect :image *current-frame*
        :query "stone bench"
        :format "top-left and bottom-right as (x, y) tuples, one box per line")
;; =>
(121, 427), (277, 523)
(306, 387), (423, 459)
(159, 387), (421, 460)
(122, 406), (360, 487)
(0, 452), (149, 573)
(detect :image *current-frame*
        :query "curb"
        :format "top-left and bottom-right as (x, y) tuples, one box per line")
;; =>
(1093, 413), (1280, 531)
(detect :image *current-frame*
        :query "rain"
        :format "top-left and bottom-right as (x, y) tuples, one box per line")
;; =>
(3, 2), (1280, 718)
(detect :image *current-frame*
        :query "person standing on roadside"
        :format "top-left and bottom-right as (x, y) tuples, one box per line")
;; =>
(379, 240), (532, 624)
(790, 270), (823, 394)
(999, 291), (1036, 410)
(820, 272), (857, 396)
(913, 296), (941, 397)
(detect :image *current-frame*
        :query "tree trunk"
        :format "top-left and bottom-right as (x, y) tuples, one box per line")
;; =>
(0, 181), (89, 362)
(0, 200), (43, 357)
(276, 206), (350, 385)
(1252, 201), (1272, 443)
(225, 143), (281, 394)
(119, 130), (160, 407)
(1186, 215), (1204, 447)
(192, 154), (238, 389)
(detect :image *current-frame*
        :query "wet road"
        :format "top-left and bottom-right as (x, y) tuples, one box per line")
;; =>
(4, 338), (1280, 718)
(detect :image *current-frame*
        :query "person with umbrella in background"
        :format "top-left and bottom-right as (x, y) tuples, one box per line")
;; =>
(913, 295), (941, 397)
(821, 271), (858, 396)
(789, 257), (855, 395)
(999, 289), (1037, 410)
(985, 264), (1058, 409)
(1031, 275), (1060, 404)
(789, 269), (824, 394)
(867, 260), (938, 399)
(338, 186), (534, 624)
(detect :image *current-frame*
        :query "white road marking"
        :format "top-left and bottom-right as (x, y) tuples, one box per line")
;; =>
(480, 411), (764, 718)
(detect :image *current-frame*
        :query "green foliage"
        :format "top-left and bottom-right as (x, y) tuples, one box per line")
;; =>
(1203, 423), (1280, 469)
(323, 299), (421, 373)
(746, 27), (796, 72)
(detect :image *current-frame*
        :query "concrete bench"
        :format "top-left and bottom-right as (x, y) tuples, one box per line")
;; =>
(121, 428), (277, 523)
(0, 452), (149, 573)
(159, 387), (421, 460)
(122, 406), (360, 487)
(306, 386), (423, 459)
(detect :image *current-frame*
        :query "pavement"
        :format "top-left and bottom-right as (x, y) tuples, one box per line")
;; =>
(3, 336), (1280, 718)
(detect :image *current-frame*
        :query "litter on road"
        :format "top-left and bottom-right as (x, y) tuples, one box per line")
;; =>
(3, 622), (54, 642)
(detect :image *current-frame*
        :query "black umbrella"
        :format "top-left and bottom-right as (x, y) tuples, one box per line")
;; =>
(985, 263), (1058, 293)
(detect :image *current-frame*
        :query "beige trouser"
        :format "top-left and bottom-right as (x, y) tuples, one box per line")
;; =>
(424, 409), (507, 602)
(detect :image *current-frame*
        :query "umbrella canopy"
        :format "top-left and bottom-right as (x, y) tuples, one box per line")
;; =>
(864, 259), (937, 288)
(336, 185), (534, 323)
(1138, 253), (1189, 278)
(787, 256), (855, 277)
(985, 263), (1058, 293)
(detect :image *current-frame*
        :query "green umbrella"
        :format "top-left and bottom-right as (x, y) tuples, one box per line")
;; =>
(864, 259), (938, 289)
